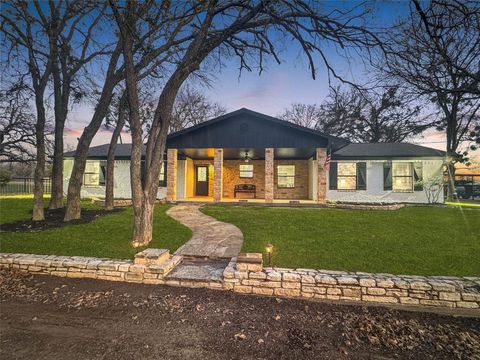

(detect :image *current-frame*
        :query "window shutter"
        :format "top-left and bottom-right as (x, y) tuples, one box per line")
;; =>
(414, 162), (423, 191)
(99, 161), (106, 186)
(383, 162), (392, 190)
(356, 162), (367, 190)
(329, 162), (337, 190)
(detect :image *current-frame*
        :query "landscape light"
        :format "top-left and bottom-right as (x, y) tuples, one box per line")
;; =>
(265, 243), (273, 267)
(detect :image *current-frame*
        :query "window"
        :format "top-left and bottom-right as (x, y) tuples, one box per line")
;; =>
(337, 162), (357, 190)
(159, 162), (166, 186)
(84, 161), (100, 186)
(141, 161), (167, 187)
(239, 164), (253, 178)
(392, 162), (413, 192)
(277, 165), (295, 188)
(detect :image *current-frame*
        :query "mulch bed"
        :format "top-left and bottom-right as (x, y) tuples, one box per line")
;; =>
(1, 269), (479, 360)
(0, 207), (124, 232)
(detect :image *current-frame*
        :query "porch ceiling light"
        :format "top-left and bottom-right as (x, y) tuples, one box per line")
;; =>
(244, 151), (250, 163)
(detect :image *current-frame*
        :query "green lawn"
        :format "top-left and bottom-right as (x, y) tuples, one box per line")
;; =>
(0, 198), (191, 259)
(202, 205), (480, 277)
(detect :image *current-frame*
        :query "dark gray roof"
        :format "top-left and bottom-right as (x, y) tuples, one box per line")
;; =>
(332, 143), (446, 160)
(167, 108), (349, 151)
(64, 144), (146, 159)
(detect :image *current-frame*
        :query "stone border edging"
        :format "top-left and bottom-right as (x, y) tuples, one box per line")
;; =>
(1, 252), (479, 311)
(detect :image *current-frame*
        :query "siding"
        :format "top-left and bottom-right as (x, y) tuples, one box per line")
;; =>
(63, 159), (166, 200)
(327, 159), (444, 203)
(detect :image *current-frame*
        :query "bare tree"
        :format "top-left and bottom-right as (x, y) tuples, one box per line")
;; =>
(46, 1), (111, 209)
(379, 0), (480, 200)
(63, 0), (197, 221)
(278, 103), (320, 129)
(0, 87), (37, 162)
(1, 1), (56, 220)
(112, 0), (384, 246)
(170, 86), (226, 132)
(279, 86), (430, 142)
(412, 0), (480, 93)
(318, 86), (430, 142)
(1, 0), (108, 216)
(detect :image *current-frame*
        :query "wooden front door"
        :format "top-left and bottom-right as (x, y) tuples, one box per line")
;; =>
(195, 165), (209, 196)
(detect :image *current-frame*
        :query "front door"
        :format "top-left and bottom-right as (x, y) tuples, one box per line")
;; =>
(195, 165), (209, 196)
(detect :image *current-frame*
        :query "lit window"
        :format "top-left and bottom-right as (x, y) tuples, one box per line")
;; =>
(239, 164), (253, 178)
(84, 161), (100, 186)
(337, 162), (357, 190)
(277, 165), (295, 188)
(393, 162), (413, 192)
(159, 162), (165, 185)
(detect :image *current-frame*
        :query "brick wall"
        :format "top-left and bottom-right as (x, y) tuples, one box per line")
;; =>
(274, 160), (309, 200)
(222, 159), (310, 200)
(223, 160), (266, 199)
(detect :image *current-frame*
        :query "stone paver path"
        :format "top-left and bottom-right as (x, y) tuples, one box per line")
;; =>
(167, 204), (243, 259)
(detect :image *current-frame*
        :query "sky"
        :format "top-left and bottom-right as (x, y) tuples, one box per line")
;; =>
(63, 1), (478, 161)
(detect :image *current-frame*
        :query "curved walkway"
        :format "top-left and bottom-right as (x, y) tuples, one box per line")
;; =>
(167, 204), (244, 259)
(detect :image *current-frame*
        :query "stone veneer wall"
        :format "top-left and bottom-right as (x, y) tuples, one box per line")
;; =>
(1, 252), (479, 310)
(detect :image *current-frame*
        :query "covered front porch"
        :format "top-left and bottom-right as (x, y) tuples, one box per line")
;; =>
(166, 147), (328, 204)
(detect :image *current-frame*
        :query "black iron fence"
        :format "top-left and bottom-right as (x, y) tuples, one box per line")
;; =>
(0, 177), (52, 195)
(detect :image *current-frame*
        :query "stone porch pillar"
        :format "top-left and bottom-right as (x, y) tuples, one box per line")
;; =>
(213, 148), (223, 202)
(265, 148), (274, 203)
(316, 148), (327, 203)
(166, 148), (177, 202)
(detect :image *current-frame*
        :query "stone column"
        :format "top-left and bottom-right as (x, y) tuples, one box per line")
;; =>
(213, 148), (223, 202)
(316, 148), (327, 203)
(166, 148), (177, 202)
(265, 148), (274, 203)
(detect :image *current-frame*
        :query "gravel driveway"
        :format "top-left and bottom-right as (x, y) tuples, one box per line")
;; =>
(1, 269), (479, 360)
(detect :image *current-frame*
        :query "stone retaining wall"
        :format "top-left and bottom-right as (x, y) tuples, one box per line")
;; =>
(224, 257), (480, 310)
(1, 252), (479, 311)
(0, 252), (182, 285)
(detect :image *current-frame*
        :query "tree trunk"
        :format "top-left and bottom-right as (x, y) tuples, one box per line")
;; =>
(63, 43), (123, 221)
(446, 157), (456, 202)
(64, 124), (103, 221)
(131, 196), (154, 247)
(49, 119), (65, 209)
(105, 98), (127, 210)
(32, 100), (46, 221)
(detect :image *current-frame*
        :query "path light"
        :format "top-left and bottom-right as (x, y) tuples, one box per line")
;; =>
(265, 243), (273, 267)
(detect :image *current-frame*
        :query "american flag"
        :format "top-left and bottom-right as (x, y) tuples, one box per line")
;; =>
(324, 146), (331, 171)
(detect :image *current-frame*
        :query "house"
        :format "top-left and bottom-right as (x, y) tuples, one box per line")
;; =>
(63, 108), (446, 204)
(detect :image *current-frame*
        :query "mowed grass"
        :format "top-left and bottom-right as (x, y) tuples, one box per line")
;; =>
(202, 205), (480, 277)
(0, 198), (191, 259)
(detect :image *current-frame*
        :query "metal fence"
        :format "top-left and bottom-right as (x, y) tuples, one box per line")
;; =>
(0, 178), (52, 195)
